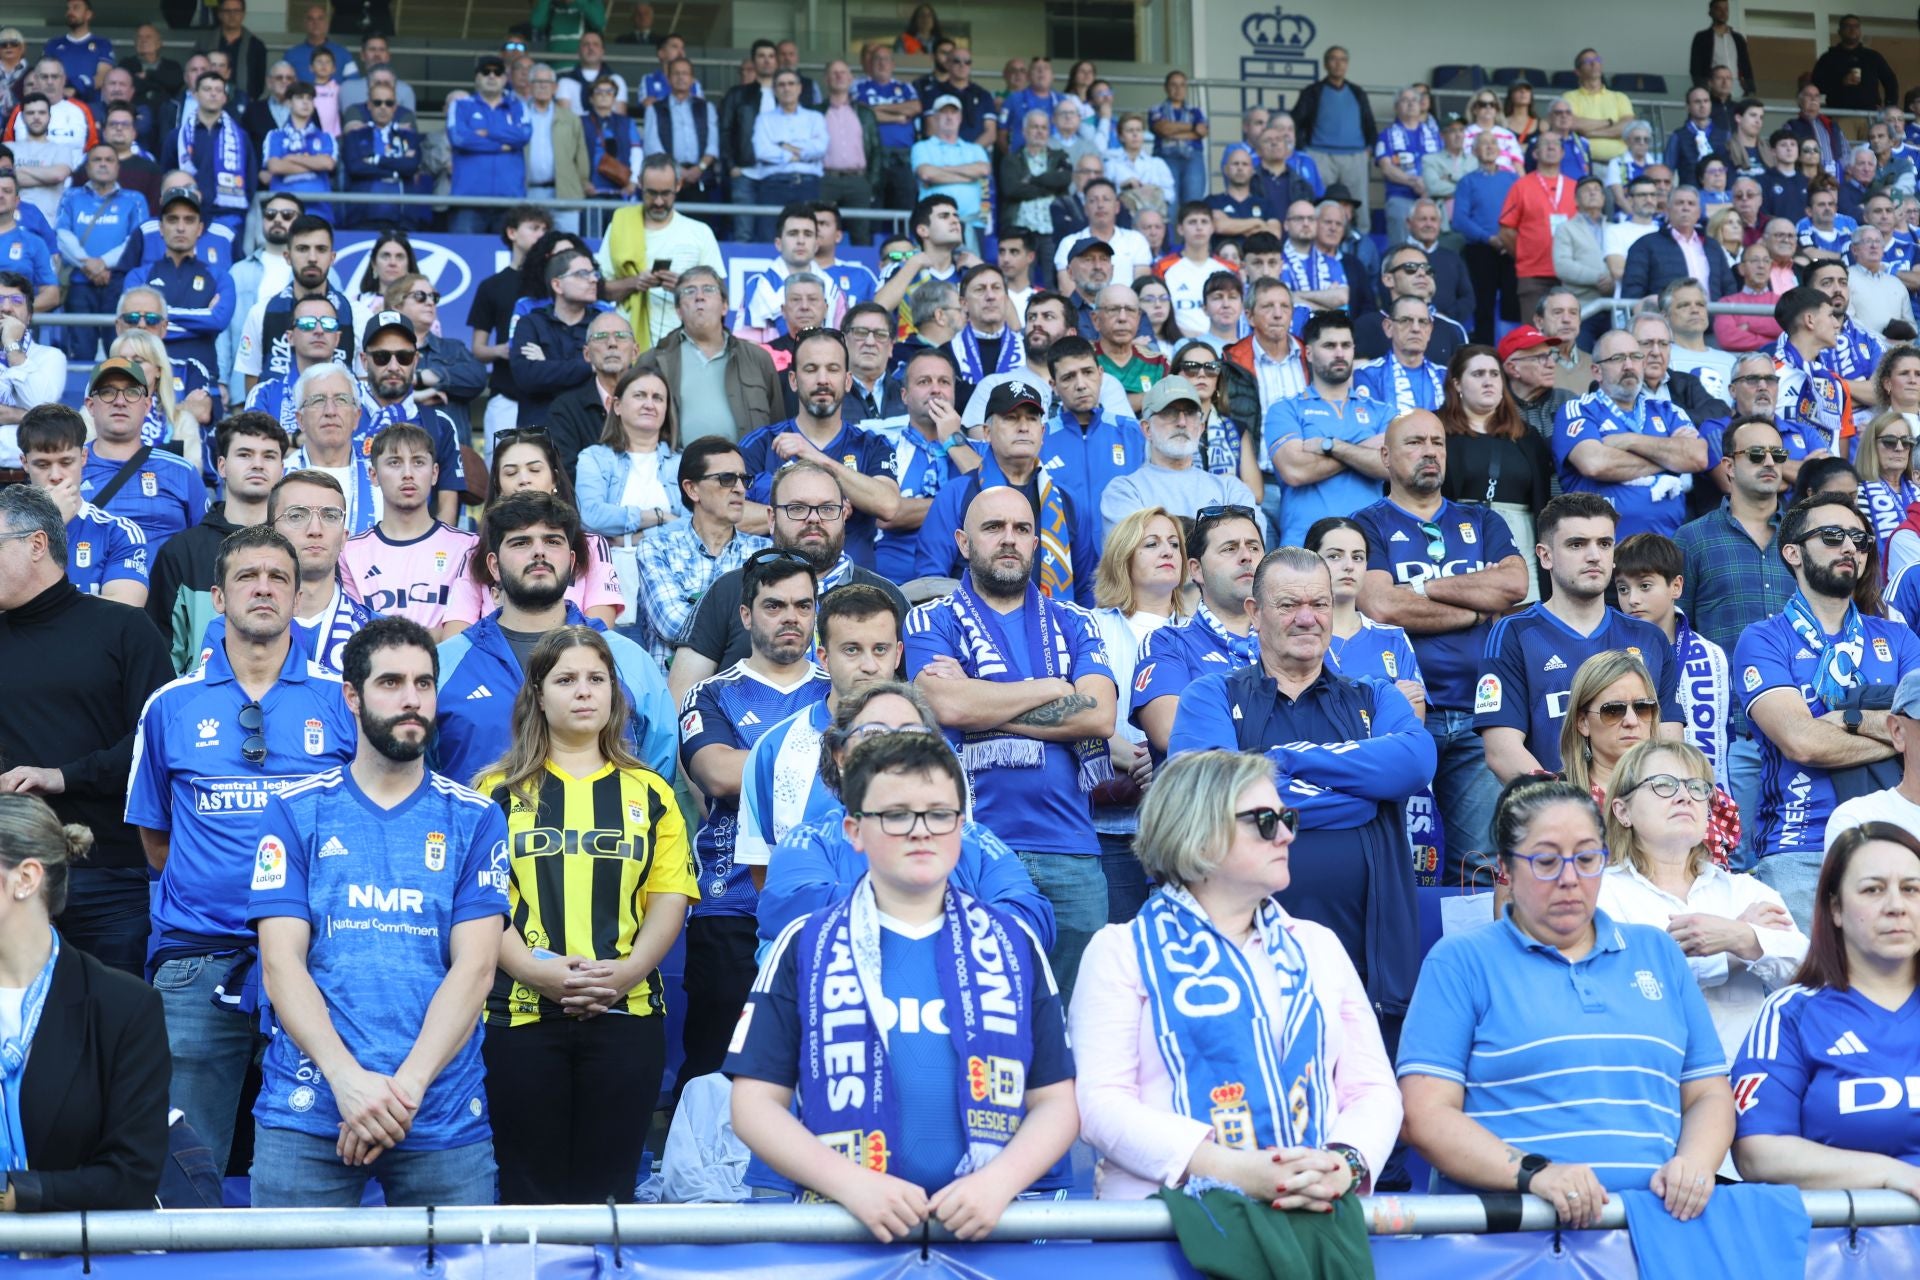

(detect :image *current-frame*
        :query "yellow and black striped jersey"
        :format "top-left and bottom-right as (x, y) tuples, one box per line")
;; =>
(478, 761), (699, 1027)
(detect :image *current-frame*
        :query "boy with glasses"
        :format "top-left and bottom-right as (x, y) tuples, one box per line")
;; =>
(126, 522), (356, 1181)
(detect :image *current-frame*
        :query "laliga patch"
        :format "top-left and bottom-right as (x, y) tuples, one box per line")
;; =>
(251, 834), (287, 891)
(424, 831), (447, 872)
(1135, 663), (1154, 693)
(1733, 1072), (1766, 1114)
(1474, 674), (1502, 714)
(1564, 421), (1582, 438)
(1743, 665), (1762, 692)
(303, 717), (325, 755)
(680, 708), (703, 737)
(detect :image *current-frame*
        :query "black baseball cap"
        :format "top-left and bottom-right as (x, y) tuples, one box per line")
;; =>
(984, 382), (1045, 417)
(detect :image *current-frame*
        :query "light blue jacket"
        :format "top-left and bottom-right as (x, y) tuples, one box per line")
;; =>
(574, 442), (687, 538)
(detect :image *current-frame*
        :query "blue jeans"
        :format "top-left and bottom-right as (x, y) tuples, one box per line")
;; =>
(1014, 850), (1106, 1004)
(448, 206), (498, 236)
(753, 173), (821, 240)
(1161, 147), (1210, 207)
(1724, 735), (1763, 873)
(1095, 828), (1151, 925)
(58, 865), (150, 978)
(729, 172), (759, 243)
(60, 271), (125, 361)
(250, 1125), (497, 1207)
(1425, 709), (1500, 883)
(154, 953), (268, 1178)
(1753, 850), (1824, 938)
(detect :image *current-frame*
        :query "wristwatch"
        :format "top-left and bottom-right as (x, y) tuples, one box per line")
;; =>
(1516, 1153), (1552, 1195)
(1319, 436), (1336, 456)
(1845, 705), (1864, 734)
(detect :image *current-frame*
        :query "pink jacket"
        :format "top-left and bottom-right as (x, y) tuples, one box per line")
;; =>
(1068, 907), (1403, 1200)
(1713, 287), (1781, 352)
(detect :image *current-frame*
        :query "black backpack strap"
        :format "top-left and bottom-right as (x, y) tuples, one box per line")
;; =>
(90, 445), (154, 510)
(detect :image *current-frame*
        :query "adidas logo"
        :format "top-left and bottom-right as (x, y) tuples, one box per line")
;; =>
(738, 710), (762, 727)
(1826, 1031), (1868, 1056)
(364, 564), (382, 577)
(466, 685), (493, 700)
(1202, 652), (1229, 663)
(1794, 649), (1814, 660)
(1543, 654), (1566, 672)
(197, 718), (219, 740)
(1390, 530), (1410, 542)
(318, 837), (349, 859)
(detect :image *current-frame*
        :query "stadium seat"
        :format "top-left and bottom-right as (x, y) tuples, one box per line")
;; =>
(1548, 70), (1581, 89)
(1611, 72), (1669, 95)
(1429, 65), (1487, 92)
(1489, 67), (1547, 89)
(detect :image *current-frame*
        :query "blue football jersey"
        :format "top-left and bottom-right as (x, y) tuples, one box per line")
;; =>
(1553, 392), (1699, 539)
(1733, 984), (1920, 1165)
(80, 443), (207, 555)
(681, 662), (831, 917)
(64, 503), (148, 596)
(1475, 604), (1682, 771)
(1353, 497), (1520, 712)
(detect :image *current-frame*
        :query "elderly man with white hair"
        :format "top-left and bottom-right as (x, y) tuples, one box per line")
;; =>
(284, 363), (379, 534)
(1848, 222), (1915, 339)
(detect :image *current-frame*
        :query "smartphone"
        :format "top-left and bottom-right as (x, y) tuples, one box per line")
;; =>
(652, 258), (672, 273)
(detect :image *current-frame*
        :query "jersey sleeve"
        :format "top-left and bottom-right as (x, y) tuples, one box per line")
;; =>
(1648, 628), (1684, 724)
(1166, 671), (1240, 757)
(734, 734), (777, 869)
(1730, 989), (1815, 1140)
(1353, 507), (1392, 568)
(859, 430), (900, 482)
(451, 801), (511, 926)
(1023, 926), (1075, 1090)
(902, 602), (957, 679)
(680, 677), (742, 759)
(1394, 935), (1486, 1083)
(1065, 606), (1114, 685)
(1732, 621), (1797, 717)
(103, 518), (150, 587)
(1550, 400), (1588, 467)
(124, 693), (173, 830)
(739, 430), (776, 505)
(640, 776), (700, 901)
(1128, 625), (1187, 719)
(246, 793), (313, 924)
(723, 925), (805, 1088)
(1471, 619), (1531, 736)
(1478, 507), (1520, 563)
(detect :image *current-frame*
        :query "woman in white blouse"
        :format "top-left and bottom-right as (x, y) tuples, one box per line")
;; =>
(1105, 113), (1175, 215)
(575, 367), (686, 619)
(1598, 739), (1807, 1060)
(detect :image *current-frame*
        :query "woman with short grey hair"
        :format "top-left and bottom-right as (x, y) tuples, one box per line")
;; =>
(1069, 749), (1401, 1202)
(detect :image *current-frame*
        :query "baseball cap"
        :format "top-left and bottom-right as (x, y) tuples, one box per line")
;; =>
(1495, 325), (1555, 361)
(159, 185), (200, 213)
(1894, 669), (1920, 718)
(1141, 375), (1203, 417)
(362, 309), (417, 347)
(1066, 237), (1115, 263)
(984, 382), (1045, 418)
(931, 93), (963, 112)
(475, 54), (507, 74)
(87, 357), (148, 394)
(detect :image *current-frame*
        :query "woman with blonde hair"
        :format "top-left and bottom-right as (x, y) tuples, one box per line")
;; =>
(1090, 505), (1188, 920)
(1854, 409), (1920, 569)
(109, 329), (204, 473)
(474, 625), (695, 1204)
(1560, 650), (1741, 866)
(1599, 739), (1805, 1059)
(1071, 749), (1400, 1204)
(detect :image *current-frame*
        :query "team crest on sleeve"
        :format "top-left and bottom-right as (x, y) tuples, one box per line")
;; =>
(424, 831), (447, 872)
(1474, 674), (1502, 714)
(252, 834), (287, 891)
(304, 718), (325, 754)
(1743, 665), (1762, 692)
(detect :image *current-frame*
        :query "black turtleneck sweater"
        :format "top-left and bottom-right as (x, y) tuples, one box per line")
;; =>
(0, 580), (174, 870)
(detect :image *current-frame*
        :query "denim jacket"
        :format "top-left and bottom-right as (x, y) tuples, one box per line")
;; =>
(574, 441), (687, 536)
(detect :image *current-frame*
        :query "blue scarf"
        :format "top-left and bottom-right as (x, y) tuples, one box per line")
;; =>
(951, 324), (1024, 383)
(1193, 600), (1259, 667)
(948, 572), (1111, 791)
(1201, 412), (1241, 477)
(176, 109), (248, 214)
(792, 878), (1033, 1184)
(1132, 886), (1329, 1157)
(1782, 590), (1865, 709)
(0, 928), (59, 1176)
(1775, 336), (1849, 449)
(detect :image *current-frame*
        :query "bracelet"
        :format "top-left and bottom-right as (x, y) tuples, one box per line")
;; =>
(1326, 1143), (1369, 1197)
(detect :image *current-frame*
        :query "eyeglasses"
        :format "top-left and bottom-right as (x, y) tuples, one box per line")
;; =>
(1174, 360), (1222, 375)
(1728, 374), (1773, 387)
(1739, 446), (1790, 463)
(1235, 806), (1300, 841)
(700, 470), (748, 489)
(1593, 351), (1644, 367)
(1417, 520), (1447, 564)
(560, 268), (601, 282)
(844, 721), (936, 747)
(292, 315), (341, 333)
(405, 289), (440, 304)
(91, 385), (149, 405)
(238, 699), (267, 764)
(276, 504), (349, 529)
(301, 393), (359, 415)
(586, 330), (633, 346)
(1510, 849), (1608, 879)
(1622, 773), (1714, 802)
(1506, 351), (1555, 368)
(119, 310), (164, 326)
(846, 325), (892, 342)
(263, 206), (299, 220)
(774, 501), (845, 523)
(854, 806), (963, 836)
(1880, 435), (1915, 452)
(677, 283), (722, 299)
(1586, 697), (1660, 724)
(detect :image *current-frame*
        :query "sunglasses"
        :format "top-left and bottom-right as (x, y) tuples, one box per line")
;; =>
(1799, 525), (1871, 550)
(1195, 503), (1257, 523)
(263, 206), (299, 220)
(366, 348), (417, 367)
(119, 310), (164, 326)
(1880, 435), (1915, 451)
(1739, 446), (1790, 463)
(1174, 360), (1222, 375)
(1586, 698), (1659, 724)
(239, 699), (266, 764)
(1417, 519), (1447, 564)
(1235, 806), (1300, 841)
(292, 315), (341, 332)
(495, 427), (549, 449)
(700, 470), (748, 489)
(369, 98), (396, 107)
(405, 289), (440, 304)
(746, 547), (817, 570)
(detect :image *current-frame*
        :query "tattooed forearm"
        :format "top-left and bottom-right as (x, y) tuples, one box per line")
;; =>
(1010, 693), (1096, 727)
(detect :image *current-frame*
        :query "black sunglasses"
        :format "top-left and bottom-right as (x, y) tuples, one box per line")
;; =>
(746, 547), (815, 571)
(1739, 446), (1790, 463)
(238, 700), (266, 764)
(369, 98), (397, 107)
(1195, 503), (1257, 523)
(494, 427), (550, 449)
(366, 348), (417, 367)
(1799, 525), (1871, 550)
(700, 469), (749, 489)
(1236, 806), (1300, 841)
(1174, 359), (1222, 375)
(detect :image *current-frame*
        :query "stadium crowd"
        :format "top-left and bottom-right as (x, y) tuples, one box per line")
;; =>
(5, 3), (1920, 1269)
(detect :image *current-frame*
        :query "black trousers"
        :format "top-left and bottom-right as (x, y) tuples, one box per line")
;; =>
(58, 866), (151, 978)
(1461, 242), (1518, 344)
(482, 1012), (666, 1204)
(677, 914), (759, 1102)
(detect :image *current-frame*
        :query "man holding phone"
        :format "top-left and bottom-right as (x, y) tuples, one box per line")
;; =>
(597, 153), (725, 351)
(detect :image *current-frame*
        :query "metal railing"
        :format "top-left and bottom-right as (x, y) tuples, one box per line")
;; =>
(1579, 299), (1778, 321)
(0, 1189), (1915, 1254)
(279, 189), (912, 241)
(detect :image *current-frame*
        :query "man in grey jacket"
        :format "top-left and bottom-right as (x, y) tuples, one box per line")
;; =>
(638, 265), (782, 444)
(1552, 176), (1615, 312)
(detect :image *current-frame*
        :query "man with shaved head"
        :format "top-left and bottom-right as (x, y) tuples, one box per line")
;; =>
(905, 482), (1118, 997)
